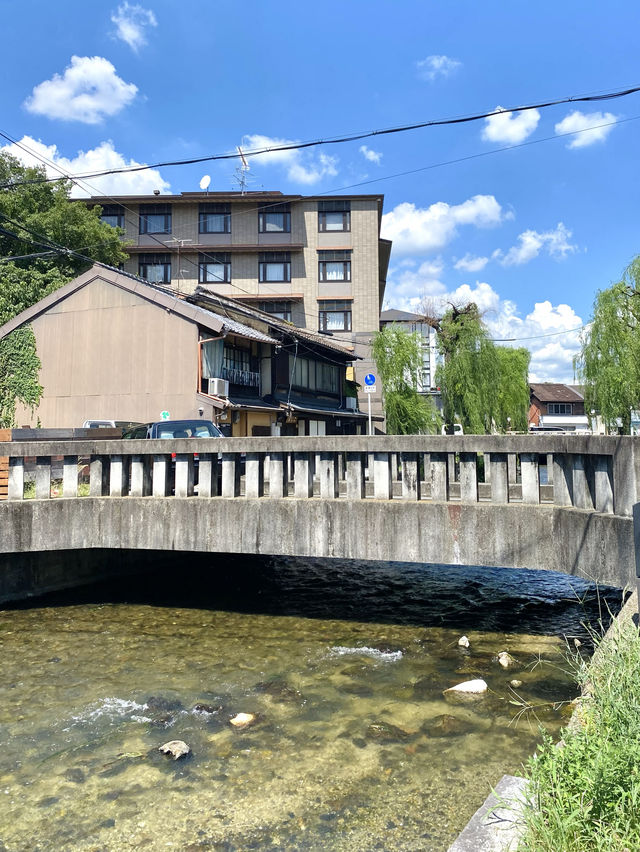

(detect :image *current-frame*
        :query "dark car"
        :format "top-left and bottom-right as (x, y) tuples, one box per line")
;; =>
(122, 419), (223, 439)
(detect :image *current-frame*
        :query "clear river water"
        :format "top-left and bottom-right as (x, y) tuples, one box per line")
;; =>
(0, 553), (623, 852)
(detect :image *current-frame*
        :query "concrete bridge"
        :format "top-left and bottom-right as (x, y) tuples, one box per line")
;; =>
(1, 434), (638, 602)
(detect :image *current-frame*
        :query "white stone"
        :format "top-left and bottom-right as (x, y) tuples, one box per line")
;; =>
(510, 679), (523, 688)
(444, 679), (488, 695)
(229, 712), (256, 729)
(158, 740), (190, 760)
(457, 635), (470, 648)
(498, 651), (515, 668)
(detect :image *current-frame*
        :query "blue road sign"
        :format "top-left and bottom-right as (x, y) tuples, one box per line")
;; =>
(364, 373), (376, 385)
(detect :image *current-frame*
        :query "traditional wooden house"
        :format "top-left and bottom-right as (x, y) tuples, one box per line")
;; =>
(0, 264), (366, 435)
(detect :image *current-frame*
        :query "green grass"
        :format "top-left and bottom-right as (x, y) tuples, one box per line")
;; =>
(519, 610), (640, 851)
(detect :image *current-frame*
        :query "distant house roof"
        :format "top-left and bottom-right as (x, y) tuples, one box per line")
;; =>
(0, 264), (278, 346)
(530, 383), (584, 403)
(380, 309), (428, 323)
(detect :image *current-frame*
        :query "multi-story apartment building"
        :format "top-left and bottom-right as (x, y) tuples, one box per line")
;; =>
(90, 191), (391, 416)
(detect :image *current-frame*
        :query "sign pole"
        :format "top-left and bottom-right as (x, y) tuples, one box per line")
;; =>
(368, 390), (372, 436)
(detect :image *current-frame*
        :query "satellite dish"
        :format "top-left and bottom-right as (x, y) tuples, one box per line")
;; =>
(199, 175), (211, 190)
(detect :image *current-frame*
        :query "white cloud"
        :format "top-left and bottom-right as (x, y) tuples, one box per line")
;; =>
(111, 2), (157, 51)
(24, 56), (138, 124)
(359, 145), (382, 165)
(242, 134), (338, 185)
(0, 135), (170, 197)
(497, 222), (577, 266)
(416, 55), (462, 82)
(554, 110), (618, 148)
(381, 195), (505, 255)
(482, 107), (540, 144)
(454, 253), (489, 273)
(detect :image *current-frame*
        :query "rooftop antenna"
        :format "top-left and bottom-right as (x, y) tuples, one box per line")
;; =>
(233, 146), (251, 194)
(199, 174), (211, 194)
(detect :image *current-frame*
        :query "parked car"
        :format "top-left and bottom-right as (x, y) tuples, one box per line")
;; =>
(122, 420), (223, 439)
(83, 419), (142, 430)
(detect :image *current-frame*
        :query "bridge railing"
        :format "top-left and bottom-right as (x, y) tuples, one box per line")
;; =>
(1, 434), (637, 516)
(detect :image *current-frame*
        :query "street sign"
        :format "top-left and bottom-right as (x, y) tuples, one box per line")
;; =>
(364, 373), (376, 386)
(364, 385), (376, 393)
(160, 410), (170, 420)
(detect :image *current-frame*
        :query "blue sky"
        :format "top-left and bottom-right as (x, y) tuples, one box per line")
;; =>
(1, 0), (639, 381)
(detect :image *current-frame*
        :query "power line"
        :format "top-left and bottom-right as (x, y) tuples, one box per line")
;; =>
(0, 83), (638, 188)
(491, 324), (589, 343)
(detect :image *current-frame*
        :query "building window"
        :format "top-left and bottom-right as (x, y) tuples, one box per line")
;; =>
(548, 402), (573, 415)
(259, 251), (291, 282)
(99, 204), (124, 229)
(289, 355), (339, 394)
(139, 204), (171, 234)
(318, 199), (351, 232)
(258, 300), (292, 322)
(139, 253), (171, 284)
(318, 249), (351, 282)
(258, 203), (291, 233)
(319, 300), (352, 332)
(199, 252), (231, 283)
(222, 345), (260, 387)
(199, 203), (231, 234)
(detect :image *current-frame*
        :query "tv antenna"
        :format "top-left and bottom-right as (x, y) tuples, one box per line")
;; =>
(233, 146), (251, 194)
(199, 174), (211, 193)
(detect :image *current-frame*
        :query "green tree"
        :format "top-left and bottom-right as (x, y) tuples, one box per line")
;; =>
(372, 324), (441, 434)
(0, 152), (127, 425)
(432, 302), (530, 433)
(576, 256), (640, 434)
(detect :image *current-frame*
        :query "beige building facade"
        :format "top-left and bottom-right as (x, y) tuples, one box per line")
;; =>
(92, 191), (391, 419)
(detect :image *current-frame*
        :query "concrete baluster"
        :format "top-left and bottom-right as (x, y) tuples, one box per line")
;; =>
(269, 452), (288, 497)
(62, 455), (78, 498)
(196, 453), (218, 498)
(552, 453), (573, 506)
(459, 453), (478, 502)
(594, 455), (613, 514)
(90, 455), (109, 496)
(294, 452), (314, 498)
(129, 455), (147, 497)
(490, 453), (509, 503)
(572, 454), (593, 509)
(109, 455), (128, 497)
(373, 452), (392, 500)
(8, 457), (24, 501)
(152, 454), (171, 497)
(430, 452), (448, 501)
(319, 451), (339, 499)
(346, 452), (365, 499)
(221, 453), (241, 498)
(245, 452), (265, 498)
(174, 454), (195, 497)
(507, 453), (518, 484)
(401, 452), (419, 500)
(612, 440), (637, 517)
(520, 453), (540, 504)
(34, 456), (51, 499)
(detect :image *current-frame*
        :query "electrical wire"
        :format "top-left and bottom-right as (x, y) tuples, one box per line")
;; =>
(0, 83), (639, 188)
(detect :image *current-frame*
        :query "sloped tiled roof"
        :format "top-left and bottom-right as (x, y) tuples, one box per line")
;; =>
(530, 383), (584, 403)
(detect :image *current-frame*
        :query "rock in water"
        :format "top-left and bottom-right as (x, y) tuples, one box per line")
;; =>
(457, 635), (470, 648)
(444, 679), (488, 696)
(510, 679), (523, 688)
(229, 712), (257, 729)
(497, 651), (516, 668)
(158, 740), (191, 760)
(422, 714), (474, 737)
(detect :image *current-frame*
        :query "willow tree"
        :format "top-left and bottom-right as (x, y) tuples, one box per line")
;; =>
(0, 152), (127, 425)
(576, 256), (640, 433)
(432, 302), (530, 434)
(372, 324), (441, 434)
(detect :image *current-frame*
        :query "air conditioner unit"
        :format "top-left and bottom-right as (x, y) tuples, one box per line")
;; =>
(208, 377), (229, 397)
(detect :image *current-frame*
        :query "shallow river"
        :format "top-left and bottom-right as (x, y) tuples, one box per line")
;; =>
(0, 554), (623, 852)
